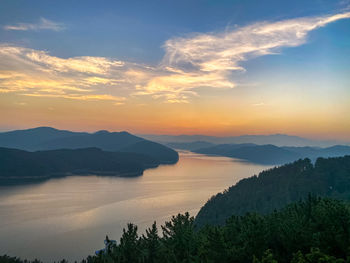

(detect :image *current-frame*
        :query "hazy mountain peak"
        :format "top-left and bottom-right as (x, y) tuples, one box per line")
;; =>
(94, 130), (110, 135)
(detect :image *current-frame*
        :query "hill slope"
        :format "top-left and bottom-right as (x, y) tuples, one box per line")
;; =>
(120, 140), (179, 164)
(195, 155), (350, 227)
(0, 147), (160, 183)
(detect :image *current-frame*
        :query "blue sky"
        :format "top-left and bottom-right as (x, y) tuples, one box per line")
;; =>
(1, 0), (349, 61)
(0, 0), (349, 138)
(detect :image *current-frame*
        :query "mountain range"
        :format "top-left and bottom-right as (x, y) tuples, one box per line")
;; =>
(140, 133), (349, 147)
(192, 143), (350, 164)
(0, 127), (178, 164)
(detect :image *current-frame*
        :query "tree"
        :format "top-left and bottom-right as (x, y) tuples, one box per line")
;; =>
(118, 223), (141, 263)
(161, 212), (198, 262)
(140, 221), (162, 263)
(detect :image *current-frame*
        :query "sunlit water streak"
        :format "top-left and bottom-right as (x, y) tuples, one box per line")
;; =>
(0, 151), (271, 262)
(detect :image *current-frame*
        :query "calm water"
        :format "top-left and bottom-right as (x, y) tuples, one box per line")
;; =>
(0, 151), (270, 262)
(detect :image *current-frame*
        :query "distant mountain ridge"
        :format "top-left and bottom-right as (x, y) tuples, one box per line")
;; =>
(0, 127), (179, 165)
(140, 133), (349, 147)
(166, 141), (215, 151)
(0, 127), (87, 150)
(193, 143), (350, 164)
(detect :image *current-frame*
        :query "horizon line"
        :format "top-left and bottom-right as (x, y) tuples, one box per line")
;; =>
(0, 126), (348, 143)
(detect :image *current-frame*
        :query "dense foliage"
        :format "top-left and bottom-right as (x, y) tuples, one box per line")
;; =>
(196, 155), (350, 227)
(3, 197), (349, 263)
(88, 197), (350, 263)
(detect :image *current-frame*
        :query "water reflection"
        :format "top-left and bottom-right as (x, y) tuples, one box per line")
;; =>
(0, 151), (270, 262)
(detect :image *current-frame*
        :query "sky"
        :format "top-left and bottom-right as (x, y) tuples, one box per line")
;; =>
(0, 0), (349, 139)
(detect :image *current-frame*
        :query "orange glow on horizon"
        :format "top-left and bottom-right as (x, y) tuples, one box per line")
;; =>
(1, 92), (349, 141)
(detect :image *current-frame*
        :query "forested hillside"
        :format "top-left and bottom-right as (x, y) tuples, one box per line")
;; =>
(0, 147), (160, 184)
(195, 155), (350, 227)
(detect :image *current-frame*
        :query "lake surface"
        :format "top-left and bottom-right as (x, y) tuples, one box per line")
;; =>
(0, 151), (270, 262)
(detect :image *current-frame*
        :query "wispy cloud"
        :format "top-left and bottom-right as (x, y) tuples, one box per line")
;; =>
(3, 18), (64, 31)
(134, 11), (350, 102)
(154, 11), (350, 101)
(0, 11), (349, 103)
(163, 12), (350, 72)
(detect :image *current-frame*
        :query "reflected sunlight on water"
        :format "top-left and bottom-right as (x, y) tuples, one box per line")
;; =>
(0, 151), (270, 262)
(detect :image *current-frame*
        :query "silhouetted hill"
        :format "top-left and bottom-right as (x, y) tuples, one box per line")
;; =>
(0, 127), (178, 164)
(194, 143), (350, 164)
(284, 145), (350, 157)
(0, 147), (160, 184)
(193, 143), (254, 155)
(41, 130), (143, 151)
(195, 155), (350, 227)
(121, 140), (179, 164)
(139, 133), (349, 147)
(0, 127), (86, 150)
(195, 144), (301, 164)
(166, 141), (215, 151)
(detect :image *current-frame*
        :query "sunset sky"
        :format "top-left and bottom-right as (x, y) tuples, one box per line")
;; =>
(0, 0), (350, 139)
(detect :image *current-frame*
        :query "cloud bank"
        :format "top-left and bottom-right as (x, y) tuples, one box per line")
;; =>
(0, 11), (349, 103)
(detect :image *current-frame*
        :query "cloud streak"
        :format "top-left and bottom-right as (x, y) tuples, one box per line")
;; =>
(3, 18), (64, 31)
(139, 11), (350, 102)
(160, 11), (350, 88)
(0, 11), (349, 103)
